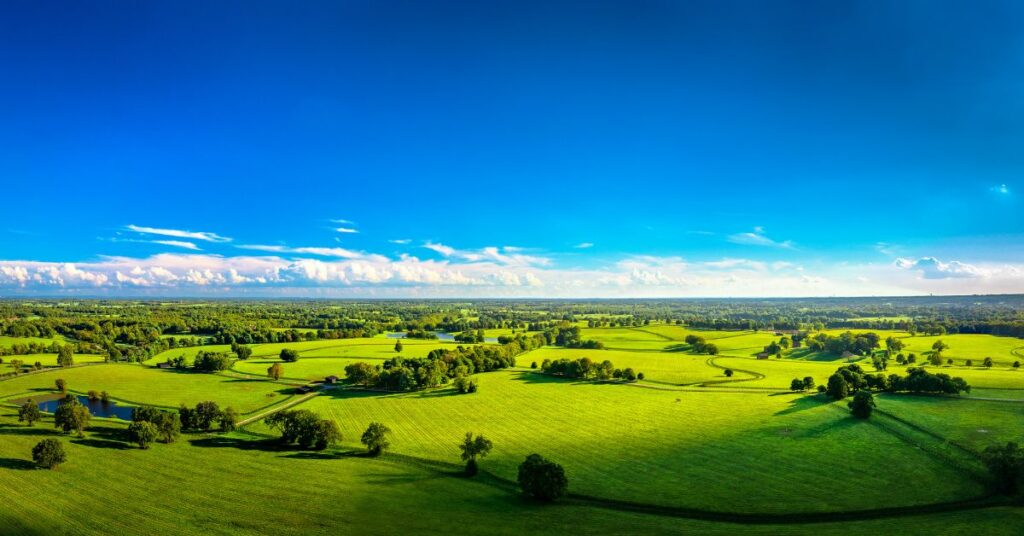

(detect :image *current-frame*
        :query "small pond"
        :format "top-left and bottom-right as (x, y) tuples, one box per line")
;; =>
(37, 395), (134, 420)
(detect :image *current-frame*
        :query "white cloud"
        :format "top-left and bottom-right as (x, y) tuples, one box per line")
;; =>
(895, 257), (987, 279)
(335, 227), (358, 234)
(574, 242), (594, 249)
(727, 227), (794, 249)
(389, 239), (412, 245)
(991, 184), (1010, 194)
(330, 219), (355, 224)
(236, 244), (383, 261)
(152, 240), (201, 251)
(126, 225), (231, 243)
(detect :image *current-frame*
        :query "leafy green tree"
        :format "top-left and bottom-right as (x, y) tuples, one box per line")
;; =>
(233, 344), (252, 360)
(394, 340), (403, 353)
(157, 412), (181, 443)
(517, 454), (568, 501)
(55, 379), (67, 393)
(220, 407), (238, 432)
(32, 438), (66, 469)
(802, 376), (815, 390)
(312, 420), (341, 450)
(361, 422), (391, 456)
(280, 349), (300, 362)
(57, 345), (74, 367)
(983, 357), (994, 368)
(18, 399), (41, 426)
(826, 373), (849, 400)
(982, 442), (1024, 495)
(53, 395), (90, 437)
(790, 378), (806, 391)
(267, 362), (283, 380)
(128, 420), (158, 449)
(932, 339), (949, 353)
(885, 336), (905, 354)
(929, 354), (943, 366)
(724, 369), (734, 377)
(847, 390), (876, 419)
(459, 432), (494, 475)
(193, 401), (221, 431)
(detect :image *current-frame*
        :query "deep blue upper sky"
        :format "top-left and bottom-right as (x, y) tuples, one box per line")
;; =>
(0, 1), (1021, 296)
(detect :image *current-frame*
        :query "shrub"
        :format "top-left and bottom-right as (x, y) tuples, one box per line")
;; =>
(128, 421), (158, 449)
(724, 369), (734, 377)
(280, 349), (300, 362)
(361, 422), (391, 456)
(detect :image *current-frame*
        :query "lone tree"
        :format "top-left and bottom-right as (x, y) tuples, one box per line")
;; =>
(790, 378), (806, 391)
(128, 420), (158, 449)
(267, 363), (283, 381)
(724, 369), (734, 378)
(982, 442), (1024, 495)
(233, 344), (252, 360)
(32, 438), (67, 469)
(802, 376), (815, 390)
(394, 340), (403, 354)
(848, 390), (876, 419)
(361, 422), (391, 456)
(53, 395), (91, 437)
(55, 379), (67, 393)
(458, 432), (494, 476)
(19, 399), (41, 426)
(280, 349), (300, 362)
(517, 454), (568, 502)
(57, 345), (74, 368)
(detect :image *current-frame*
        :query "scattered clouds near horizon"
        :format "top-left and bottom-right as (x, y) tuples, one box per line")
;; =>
(389, 239), (412, 245)
(423, 242), (550, 267)
(574, 242), (594, 249)
(1, 251), (1022, 297)
(126, 224), (231, 243)
(236, 244), (385, 261)
(726, 227), (794, 249)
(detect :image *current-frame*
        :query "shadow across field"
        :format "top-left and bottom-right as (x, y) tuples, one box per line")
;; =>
(0, 457), (36, 470)
(0, 423), (61, 437)
(772, 393), (830, 416)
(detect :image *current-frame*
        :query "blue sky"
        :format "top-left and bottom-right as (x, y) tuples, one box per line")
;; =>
(1, 1), (1022, 297)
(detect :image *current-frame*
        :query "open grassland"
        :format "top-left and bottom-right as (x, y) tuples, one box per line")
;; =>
(3, 353), (106, 368)
(248, 370), (984, 514)
(0, 364), (295, 414)
(234, 357), (375, 382)
(0, 411), (1020, 536)
(876, 395), (1024, 452)
(580, 325), (777, 355)
(897, 334), (1024, 366)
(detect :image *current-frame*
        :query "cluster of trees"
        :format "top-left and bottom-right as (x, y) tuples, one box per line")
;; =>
(805, 331), (880, 356)
(193, 351), (233, 372)
(345, 335), (541, 392)
(542, 325), (603, 349)
(824, 364), (970, 401)
(264, 409), (341, 450)
(178, 401), (237, 432)
(539, 357), (641, 381)
(454, 329), (487, 343)
(685, 334), (719, 355)
(128, 406), (182, 448)
(789, 377), (816, 391)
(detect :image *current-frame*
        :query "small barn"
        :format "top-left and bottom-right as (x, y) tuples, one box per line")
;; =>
(156, 362), (173, 369)
(324, 375), (339, 384)
(756, 352), (770, 360)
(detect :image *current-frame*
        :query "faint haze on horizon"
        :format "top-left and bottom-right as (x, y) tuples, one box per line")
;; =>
(1, 1), (1022, 298)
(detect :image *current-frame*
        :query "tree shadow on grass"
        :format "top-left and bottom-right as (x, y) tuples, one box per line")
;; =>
(71, 438), (131, 450)
(190, 435), (292, 452)
(281, 449), (363, 460)
(663, 344), (694, 353)
(508, 371), (585, 386)
(773, 394), (830, 416)
(0, 423), (61, 437)
(0, 457), (35, 470)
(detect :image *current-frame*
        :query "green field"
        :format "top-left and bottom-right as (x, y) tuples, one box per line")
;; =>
(2, 319), (1023, 534)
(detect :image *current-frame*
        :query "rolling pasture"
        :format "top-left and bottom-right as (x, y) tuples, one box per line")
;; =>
(2, 322), (1023, 535)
